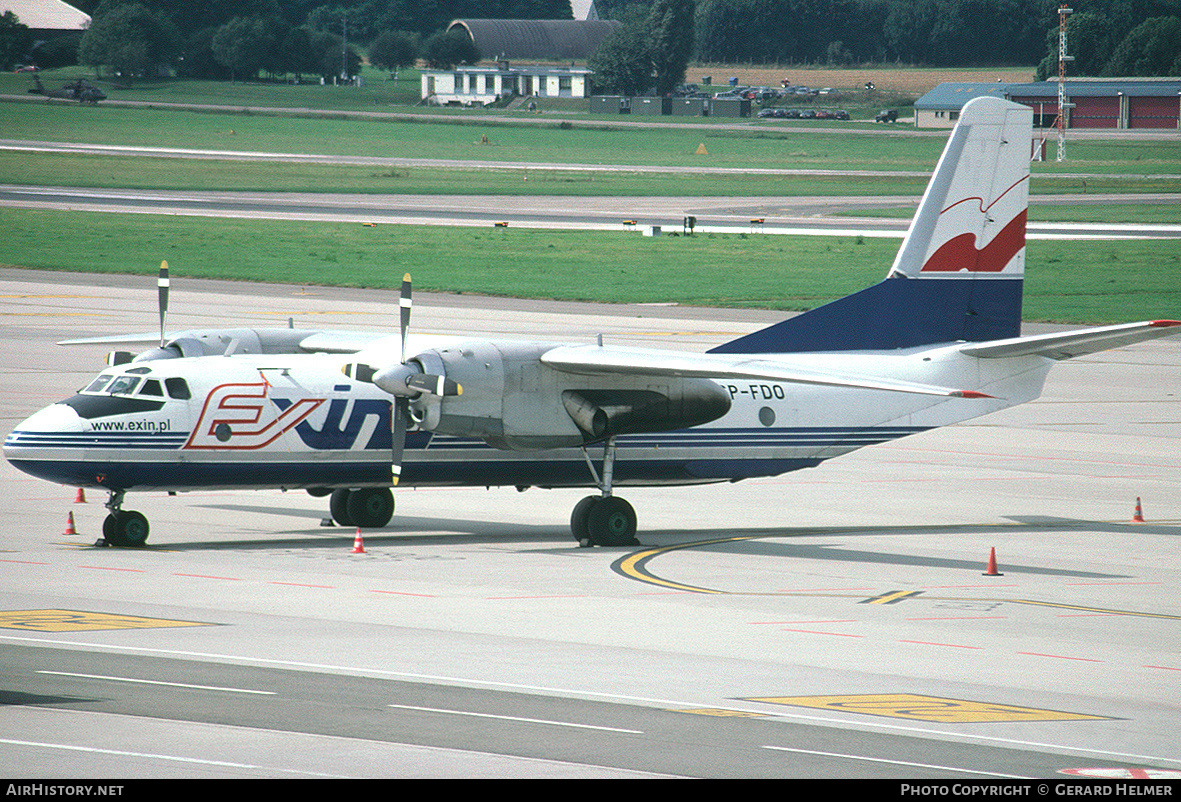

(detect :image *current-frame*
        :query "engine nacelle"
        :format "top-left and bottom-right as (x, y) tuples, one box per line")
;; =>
(132, 329), (315, 361)
(412, 342), (732, 450)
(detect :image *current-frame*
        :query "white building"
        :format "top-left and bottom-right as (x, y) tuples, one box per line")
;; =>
(421, 64), (593, 106)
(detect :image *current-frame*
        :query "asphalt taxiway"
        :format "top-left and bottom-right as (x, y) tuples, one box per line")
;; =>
(1, 269), (1180, 779)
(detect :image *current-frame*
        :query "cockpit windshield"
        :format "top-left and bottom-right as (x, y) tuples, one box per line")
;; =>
(81, 372), (190, 400)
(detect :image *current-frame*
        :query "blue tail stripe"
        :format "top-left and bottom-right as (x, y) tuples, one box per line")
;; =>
(708, 276), (1023, 354)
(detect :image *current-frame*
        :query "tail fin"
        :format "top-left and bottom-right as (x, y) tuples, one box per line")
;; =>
(711, 97), (1032, 354)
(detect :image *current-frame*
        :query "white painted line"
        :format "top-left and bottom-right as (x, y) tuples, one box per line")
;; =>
(762, 744), (1028, 778)
(0, 737), (335, 775)
(388, 704), (642, 734)
(37, 670), (276, 695)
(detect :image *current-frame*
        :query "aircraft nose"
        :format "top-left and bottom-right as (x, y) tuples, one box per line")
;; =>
(3, 402), (88, 478)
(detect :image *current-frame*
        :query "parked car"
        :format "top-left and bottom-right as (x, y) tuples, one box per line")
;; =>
(830, 110), (850, 120)
(875, 109), (898, 123)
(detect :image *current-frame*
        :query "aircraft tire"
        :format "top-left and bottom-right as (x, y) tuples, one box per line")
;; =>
(570, 495), (598, 546)
(587, 496), (637, 547)
(103, 511), (149, 548)
(346, 488), (394, 529)
(330, 489), (353, 527)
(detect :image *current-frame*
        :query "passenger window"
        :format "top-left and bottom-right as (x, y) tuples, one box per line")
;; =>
(107, 376), (141, 395)
(140, 379), (163, 396)
(165, 377), (191, 400)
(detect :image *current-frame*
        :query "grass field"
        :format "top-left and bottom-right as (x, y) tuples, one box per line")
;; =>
(3, 208), (1178, 324)
(2, 64), (1178, 324)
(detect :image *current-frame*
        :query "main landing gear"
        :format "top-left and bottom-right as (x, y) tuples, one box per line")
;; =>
(571, 437), (639, 548)
(327, 487), (395, 529)
(101, 490), (150, 548)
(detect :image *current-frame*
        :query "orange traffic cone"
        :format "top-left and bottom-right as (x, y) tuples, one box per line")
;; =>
(1132, 497), (1146, 523)
(350, 528), (366, 554)
(74, 488), (86, 503)
(982, 546), (1003, 576)
(63, 511), (79, 536)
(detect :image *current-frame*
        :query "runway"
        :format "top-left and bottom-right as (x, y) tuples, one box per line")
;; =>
(2, 269), (1180, 779)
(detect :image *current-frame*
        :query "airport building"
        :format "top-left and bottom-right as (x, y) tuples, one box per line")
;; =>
(419, 17), (616, 106)
(916, 79), (1181, 129)
(420, 64), (594, 106)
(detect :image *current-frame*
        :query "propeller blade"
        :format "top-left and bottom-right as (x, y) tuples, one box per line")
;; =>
(341, 363), (376, 383)
(373, 364), (461, 397)
(157, 261), (170, 348)
(399, 272), (411, 365)
(405, 372), (462, 397)
(391, 397), (408, 486)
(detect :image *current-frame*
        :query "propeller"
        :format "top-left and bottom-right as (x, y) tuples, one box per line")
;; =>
(341, 273), (461, 486)
(158, 260), (169, 348)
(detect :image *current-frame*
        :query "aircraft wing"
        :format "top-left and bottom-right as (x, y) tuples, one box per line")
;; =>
(58, 329), (394, 354)
(959, 320), (1181, 360)
(540, 344), (989, 398)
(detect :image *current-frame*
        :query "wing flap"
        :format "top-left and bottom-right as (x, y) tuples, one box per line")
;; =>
(959, 320), (1181, 360)
(541, 344), (989, 398)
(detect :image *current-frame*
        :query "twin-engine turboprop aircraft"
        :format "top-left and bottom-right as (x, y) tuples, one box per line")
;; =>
(5, 97), (1179, 548)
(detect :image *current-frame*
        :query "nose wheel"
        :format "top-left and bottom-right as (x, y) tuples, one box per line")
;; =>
(101, 491), (150, 547)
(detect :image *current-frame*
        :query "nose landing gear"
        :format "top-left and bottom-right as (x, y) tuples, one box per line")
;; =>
(101, 490), (150, 548)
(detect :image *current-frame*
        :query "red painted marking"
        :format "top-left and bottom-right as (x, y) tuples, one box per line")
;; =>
(369, 589), (438, 598)
(1017, 651), (1103, 663)
(921, 210), (1027, 273)
(79, 565), (146, 573)
(899, 639), (983, 649)
(781, 629), (865, 638)
(173, 573), (243, 581)
(268, 582), (335, 589)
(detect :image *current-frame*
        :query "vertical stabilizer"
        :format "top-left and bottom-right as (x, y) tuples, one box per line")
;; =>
(711, 97), (1033, 355)
(889, 97), (1030, 280)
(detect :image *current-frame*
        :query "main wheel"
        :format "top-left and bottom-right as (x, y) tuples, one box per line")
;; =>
(346, 487), (395, 529)
(570, 495), (598, 545)
(103, 510), (149, 548)
(329, 488), (353, 526)
(586, 496), (637, 547)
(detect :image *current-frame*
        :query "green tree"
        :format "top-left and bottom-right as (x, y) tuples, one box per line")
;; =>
(421, 29), (480, 69)
(0, 11), (32, 71)
(1104, 16), (1181, 76)
(588, 14), (653, 94)
(211, 16), (272, 81)
(369, 29), (419, 75)
(78, 2), (179, 79)
(648, 0), (694, 95)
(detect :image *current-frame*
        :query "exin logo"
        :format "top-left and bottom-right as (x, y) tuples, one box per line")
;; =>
(184, 382), (324, 450)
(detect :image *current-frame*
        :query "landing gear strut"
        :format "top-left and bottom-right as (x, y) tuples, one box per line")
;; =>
(101, 490), (149, 548)
(572, 437), (638, 548)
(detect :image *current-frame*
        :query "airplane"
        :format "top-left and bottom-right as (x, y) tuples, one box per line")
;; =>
(5, 97), (1180, 549)
(28, 74), (106, 104)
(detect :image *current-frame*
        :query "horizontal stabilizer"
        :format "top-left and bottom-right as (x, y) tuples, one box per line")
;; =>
(960, 320), (1181, 360)
(542, 344), (990, 398)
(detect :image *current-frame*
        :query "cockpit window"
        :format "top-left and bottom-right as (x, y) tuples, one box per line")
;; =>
(106, 376), (141, 396)
(83, 376), (112, 393)
(140, 379), (163, 396)
(165, 377), (191, 400)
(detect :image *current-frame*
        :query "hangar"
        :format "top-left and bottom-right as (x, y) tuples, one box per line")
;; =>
(1, 0), (89, 33)
(916, 79), (1181, 130)
(445, 18), (620, 62)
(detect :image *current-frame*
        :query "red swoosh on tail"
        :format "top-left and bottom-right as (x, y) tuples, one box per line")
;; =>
(921, 210), (1026, 273)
